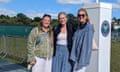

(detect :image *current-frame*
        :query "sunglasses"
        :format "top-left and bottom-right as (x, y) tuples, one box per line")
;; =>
(43, 14), (51, 18)
(78, 14), (86, 18)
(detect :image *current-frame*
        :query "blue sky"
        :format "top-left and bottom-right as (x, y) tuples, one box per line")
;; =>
(0, 0), (120, 19)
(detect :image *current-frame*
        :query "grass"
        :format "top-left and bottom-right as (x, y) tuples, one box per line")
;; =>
(0, 37), (120, 72)
(0, 36), (27, 64)
(111, 41), (120, 72)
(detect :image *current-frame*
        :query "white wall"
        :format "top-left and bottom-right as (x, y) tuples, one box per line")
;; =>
(83, 3), (112, 72)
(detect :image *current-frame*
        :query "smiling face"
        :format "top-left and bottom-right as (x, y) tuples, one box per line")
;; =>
(58, 13), (67, 26)
(42, 16), (51, 28)
(77, 9), (88, 25)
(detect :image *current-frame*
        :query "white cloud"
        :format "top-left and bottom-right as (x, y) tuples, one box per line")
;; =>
(50, 13), (58, 19)
(26, 10), (58, 19)
(0, 0), (10, 3)
(26, 10), (42, 19)
(0, 8), (16, 17)
(0, 9), (58, 19)
(118, 0), (120, 3)
(107, 0), (120, 14)
(58, 0), (93, 4)
(112, 3), (120, 9)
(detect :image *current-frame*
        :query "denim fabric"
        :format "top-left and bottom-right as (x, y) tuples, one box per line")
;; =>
(70, 23), (94, 70)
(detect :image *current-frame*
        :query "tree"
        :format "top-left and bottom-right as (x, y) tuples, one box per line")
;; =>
(52, 19), (58, 27)
(33, 17), (41, 22)
(67, 13), (77, 27)
(118, 19), (120, 22)
(16, 13), (32, 25)
(0, 19), (9, 24)
(112, 17), (116, 20)
(0, 15), (7, 19)
(0, 15), (11, 24)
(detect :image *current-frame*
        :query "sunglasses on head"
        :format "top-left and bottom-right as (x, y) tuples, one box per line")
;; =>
(43, 14), (51, 18)
(78, 14), (86, 17)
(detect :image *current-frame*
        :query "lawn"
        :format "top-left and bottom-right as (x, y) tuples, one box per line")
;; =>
(0, 36), (120, 72)
(0, 36), (27, 64)
(111, 41), (120, 72)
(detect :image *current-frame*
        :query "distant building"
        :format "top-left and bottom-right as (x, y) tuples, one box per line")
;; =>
(112, 19), (120, 30)
(111, 19), (120, 41)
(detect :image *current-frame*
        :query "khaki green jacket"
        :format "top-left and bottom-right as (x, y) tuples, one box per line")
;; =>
(27, 27), (53, 62)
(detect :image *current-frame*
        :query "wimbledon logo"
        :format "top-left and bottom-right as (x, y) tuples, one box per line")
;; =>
(101, 20), (110, 37)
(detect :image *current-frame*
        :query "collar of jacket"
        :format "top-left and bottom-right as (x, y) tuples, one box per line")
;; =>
(78, 22), (87, 29)
(38, 27), (50, 33)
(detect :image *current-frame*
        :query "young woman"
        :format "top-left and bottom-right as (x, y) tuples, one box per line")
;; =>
(52, 12), (74, 72)
(70, 8), (94, 72)
(27, 14), (54, 72)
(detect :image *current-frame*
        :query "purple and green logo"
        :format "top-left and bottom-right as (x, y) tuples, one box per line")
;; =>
(101, 20), (110, 37)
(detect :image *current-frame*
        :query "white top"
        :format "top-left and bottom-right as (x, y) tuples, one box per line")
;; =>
(56, 33), (67, 45)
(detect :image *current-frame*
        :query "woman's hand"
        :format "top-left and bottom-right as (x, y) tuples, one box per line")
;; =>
(30, 61), (36, 65)
(27, 60), (36, 70)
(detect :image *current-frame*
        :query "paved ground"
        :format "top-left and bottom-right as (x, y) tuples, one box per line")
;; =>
(0, 59), (28, 72)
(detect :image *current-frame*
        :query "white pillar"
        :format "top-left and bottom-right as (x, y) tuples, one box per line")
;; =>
(83, 2), (112, 72)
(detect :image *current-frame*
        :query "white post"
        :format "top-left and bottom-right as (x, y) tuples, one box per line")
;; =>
(96, 0), (99, 3)
(83, 2), (112, 72)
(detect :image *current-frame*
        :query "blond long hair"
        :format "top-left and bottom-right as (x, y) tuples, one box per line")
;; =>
(38, 14), (54, 48)
(78, 8), (95, 31)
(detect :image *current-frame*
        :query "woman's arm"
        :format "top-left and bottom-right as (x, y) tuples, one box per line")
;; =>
(27, 28), (37, 64)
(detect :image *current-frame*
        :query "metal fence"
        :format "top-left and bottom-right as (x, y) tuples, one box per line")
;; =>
(111, 32), (120, 41)
(0, 25), (119, 64)
(0, 36), (27, 63)
(0, 25), (34, 63)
